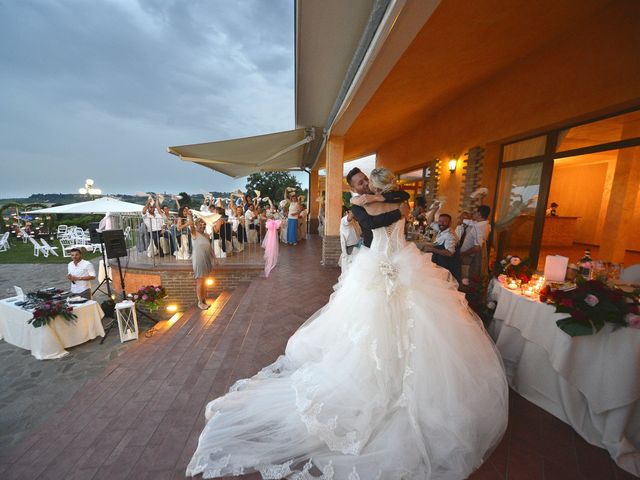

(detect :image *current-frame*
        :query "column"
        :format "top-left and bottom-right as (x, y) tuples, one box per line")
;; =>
(322, 136), (344, 266)
(598, 146), (640, 262)
(308, 168), (320, 234)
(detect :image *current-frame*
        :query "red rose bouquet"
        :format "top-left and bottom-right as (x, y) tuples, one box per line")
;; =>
(539, 277), (640, 336)
(29, 301), (77, 328)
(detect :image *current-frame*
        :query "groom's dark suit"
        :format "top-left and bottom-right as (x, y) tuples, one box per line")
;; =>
(350, 190), (410, 248)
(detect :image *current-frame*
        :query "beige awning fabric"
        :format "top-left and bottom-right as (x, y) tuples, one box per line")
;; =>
(168, 128), (315, 178)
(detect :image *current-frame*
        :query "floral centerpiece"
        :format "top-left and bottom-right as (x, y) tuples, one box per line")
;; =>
(130, 285), (167, 312)
(539, 277), (640, 336)
(28, 301), (77, 328)
(491, 255), (535, 283)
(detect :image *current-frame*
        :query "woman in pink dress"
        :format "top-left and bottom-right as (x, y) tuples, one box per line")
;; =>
(262, 218), (282, 277)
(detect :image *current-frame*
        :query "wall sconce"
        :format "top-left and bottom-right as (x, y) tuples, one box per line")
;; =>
(448, 159), (458, 173)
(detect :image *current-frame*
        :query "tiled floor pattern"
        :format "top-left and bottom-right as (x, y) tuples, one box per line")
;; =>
(0, 237), (635, 479)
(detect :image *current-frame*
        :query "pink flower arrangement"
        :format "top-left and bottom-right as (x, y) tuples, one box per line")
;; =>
(626, 313), (640, 329)
(584, 294), (599, 307)
(129, 285), (167, 312)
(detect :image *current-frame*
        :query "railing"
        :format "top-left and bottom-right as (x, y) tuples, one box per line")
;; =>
(118, 214), (264, 268)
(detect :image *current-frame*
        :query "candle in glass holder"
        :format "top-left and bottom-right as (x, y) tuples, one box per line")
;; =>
(507, 280), (518, 290)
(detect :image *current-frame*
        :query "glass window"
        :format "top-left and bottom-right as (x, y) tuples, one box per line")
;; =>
(493, 162), (543, 260)
(556, 109), (640, 152)
(503, 135), (546, 162)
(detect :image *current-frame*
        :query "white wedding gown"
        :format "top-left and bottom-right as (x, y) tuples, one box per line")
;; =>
(187, 219), (508, 480)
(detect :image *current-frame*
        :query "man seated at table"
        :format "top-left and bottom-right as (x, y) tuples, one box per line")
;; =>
(421, 209), (460, 281)
(67, 248), (96, 300)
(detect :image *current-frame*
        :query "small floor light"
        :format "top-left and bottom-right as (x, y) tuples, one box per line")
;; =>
(205, 278), (214, 286)
(448, 159), (458, 173)
(166, 304), (178, 313)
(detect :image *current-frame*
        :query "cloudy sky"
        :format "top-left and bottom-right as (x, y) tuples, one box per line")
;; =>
(0, 0), (300, 198)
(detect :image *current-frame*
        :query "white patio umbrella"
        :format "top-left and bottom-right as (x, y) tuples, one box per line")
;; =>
(25, 197), (144, 215)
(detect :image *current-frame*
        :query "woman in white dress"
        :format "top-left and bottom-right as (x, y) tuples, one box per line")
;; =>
(187, 168), (508, 480)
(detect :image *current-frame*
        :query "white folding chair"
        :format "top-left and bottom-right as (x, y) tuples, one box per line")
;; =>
(28, 236), (46, 257)
(60, 237), (74, 257)
(0, 232), (10, 252)
(620, 264), (640, 284)
(40, 238), (59, 256)
(56, 225), (68, 238)
(19, 227), (31, 243)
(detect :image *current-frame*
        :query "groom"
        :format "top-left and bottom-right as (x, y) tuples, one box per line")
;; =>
(346, 167), (410, 248)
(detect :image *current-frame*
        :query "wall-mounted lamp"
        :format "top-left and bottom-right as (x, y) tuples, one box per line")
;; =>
(448, 159), (458, 173)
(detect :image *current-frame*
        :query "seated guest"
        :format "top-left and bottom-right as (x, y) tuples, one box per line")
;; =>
(67, 248), (96, 299)
(422, 211), (460, 281)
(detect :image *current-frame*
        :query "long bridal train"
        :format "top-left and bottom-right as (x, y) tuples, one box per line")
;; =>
(187, 219), (508, 480)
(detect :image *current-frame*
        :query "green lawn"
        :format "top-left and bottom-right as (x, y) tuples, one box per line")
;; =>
(0, 238), (102, 264)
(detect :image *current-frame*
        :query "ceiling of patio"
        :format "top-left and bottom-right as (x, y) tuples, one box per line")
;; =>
(340, 0), (609, 161)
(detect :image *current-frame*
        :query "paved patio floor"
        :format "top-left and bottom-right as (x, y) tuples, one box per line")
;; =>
(0, 236), (635, 479)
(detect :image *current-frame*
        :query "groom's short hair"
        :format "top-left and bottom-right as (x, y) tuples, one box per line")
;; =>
(346, 167), (362, 186)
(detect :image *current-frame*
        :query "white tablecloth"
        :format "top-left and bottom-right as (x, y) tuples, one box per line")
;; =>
(488, 280), (640, 475)
(0, 298), (105, 360)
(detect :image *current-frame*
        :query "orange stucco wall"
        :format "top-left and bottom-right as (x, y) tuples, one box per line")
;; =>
(375, 1), (640, 219)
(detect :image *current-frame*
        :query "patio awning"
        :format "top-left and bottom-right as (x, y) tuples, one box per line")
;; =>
(26, 197), (144, 215)
(167, 128), (315, 178)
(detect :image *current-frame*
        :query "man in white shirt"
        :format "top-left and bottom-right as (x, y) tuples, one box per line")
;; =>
(67, 248), (96, 299)
(422, 213), (460, 280)
(460, 205), (492, 280)
(340, 209), (362, 254)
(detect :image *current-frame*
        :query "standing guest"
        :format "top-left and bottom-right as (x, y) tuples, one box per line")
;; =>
(245, 204), (258, 243)
(175, 206), (192, 260)
(211, 207), (227, 258)
(297, 196), (308, 241)
(67, 248), (96, 300)
(257, 205), (267, 243)
(142, 199), (165, 257)
(160, 204), (177, 256)
(277, 206), (288, 243)
(340, 208), (362, 255)
(243, 195), (253, 213)
(188, 212), (214, 310)
(287, 193), (301, 245)
(233, 206), (248, 245)
(455, 211), (471, 242)
(460, 205), (492, 281)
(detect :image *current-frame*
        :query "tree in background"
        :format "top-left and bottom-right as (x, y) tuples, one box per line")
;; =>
(245, 172), (302, 202)
(178, 192), (193, 208)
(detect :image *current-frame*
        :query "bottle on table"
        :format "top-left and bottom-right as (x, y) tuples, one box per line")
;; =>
(578, 249), (593, 279)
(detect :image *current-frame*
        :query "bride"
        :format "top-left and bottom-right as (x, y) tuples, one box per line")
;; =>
(187, 168), (508, 480)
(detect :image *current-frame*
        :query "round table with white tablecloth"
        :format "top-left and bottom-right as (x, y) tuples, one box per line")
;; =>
(488, 279), (640, 476)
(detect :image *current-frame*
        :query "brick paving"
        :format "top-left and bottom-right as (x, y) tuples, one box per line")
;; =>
(0, 236), (636, 479)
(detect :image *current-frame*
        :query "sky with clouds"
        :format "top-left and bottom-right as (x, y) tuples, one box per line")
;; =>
(0, 0), (301, 198)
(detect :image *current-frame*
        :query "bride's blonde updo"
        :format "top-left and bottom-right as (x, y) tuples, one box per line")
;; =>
(369, 168), (398, 193)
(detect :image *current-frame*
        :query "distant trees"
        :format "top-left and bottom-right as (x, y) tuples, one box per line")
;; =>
(245, 172), (302, 202)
